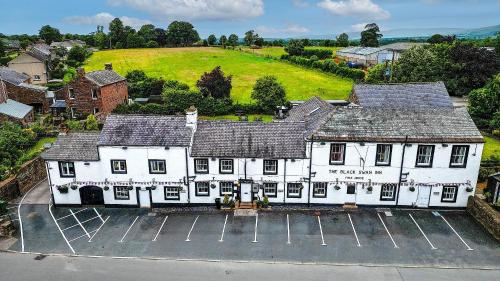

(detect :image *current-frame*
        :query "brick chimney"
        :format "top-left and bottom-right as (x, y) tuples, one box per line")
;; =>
(76, 67), (85, 77)
(186, 105), (198, 131)
(105, 63), (113, 71)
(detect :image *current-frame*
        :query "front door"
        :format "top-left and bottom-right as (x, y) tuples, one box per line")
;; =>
(138, 187), (151, 208)
(240, 183), (253, 203)
(416, 185), (431, 207)
(345, 183), (356, 203)
(80, 186), (104, 205)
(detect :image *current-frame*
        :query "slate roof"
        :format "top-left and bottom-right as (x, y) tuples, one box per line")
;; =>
(191, 121), (307, 159)
(85, 70), (126, 86)
(18, 82), (48, 92)
(0, 99), (33, 119)
(41, 132), (100, 161)
(0, 67), (30, 85)
(337, 46), (382, 56)
(352, 82), (453, 108)
(285, 96), (335, 136)
(98, 115), (192, 147)
(313, 107), (483, 143)
(26, 44), (51, 61)
(50, 100), (66, 108)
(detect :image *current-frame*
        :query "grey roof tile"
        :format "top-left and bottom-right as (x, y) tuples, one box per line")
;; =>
(42, 132), (100, 161)
(85, 70), (125, 86)
(0, 67), (30, 85)
(191, 121), (307, 159)
(98, 114), (192, 147)
(0, 99), (33, 119)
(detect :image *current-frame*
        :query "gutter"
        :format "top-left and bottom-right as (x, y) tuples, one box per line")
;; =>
(396, 135), (408, 206)
(184, 147), (190, 205)
(307, 136), (314, 206)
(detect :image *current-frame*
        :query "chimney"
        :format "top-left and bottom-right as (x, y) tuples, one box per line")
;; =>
(186, 105), (198, 131)
(76, 67), (85, 77)
(104, 63), (113, 71)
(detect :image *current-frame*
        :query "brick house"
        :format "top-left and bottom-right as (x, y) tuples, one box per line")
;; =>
(0, 80), (34, 125)
(61, 64), (128, 119)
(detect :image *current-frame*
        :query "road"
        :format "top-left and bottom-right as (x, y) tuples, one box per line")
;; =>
(0, 251), (498, 281)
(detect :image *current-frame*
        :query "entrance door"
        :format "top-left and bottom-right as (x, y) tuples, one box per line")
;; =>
(240, 183), (252, 203)
(80, 186), (104, 205)
(345, 183), (356, 203)
(138, 187), (151, 208)
(416, 185), (432, 207)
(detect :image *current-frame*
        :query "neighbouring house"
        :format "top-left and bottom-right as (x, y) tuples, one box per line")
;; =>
(58, 63), (128, 119)
(337, 42), (426, 67)
(1, 38), (21, 51)
(7, 43), (51, 84)
(0, 67), (54, 114)
(0, 80), (34, 125)
(50, 40), (85, 51)
(42, 82), (483, 209)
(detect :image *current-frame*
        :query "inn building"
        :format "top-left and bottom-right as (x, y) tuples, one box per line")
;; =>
(42, 82), (483, 209)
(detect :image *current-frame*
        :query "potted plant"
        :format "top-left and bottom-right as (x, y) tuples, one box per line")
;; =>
(262, 196), (269, 208)
(367, 186), (373, 192)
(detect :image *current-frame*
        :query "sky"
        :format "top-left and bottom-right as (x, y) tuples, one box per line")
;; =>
(0, 0), (499, 38)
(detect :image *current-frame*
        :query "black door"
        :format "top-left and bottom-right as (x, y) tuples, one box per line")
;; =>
(80, 186), (104, 205)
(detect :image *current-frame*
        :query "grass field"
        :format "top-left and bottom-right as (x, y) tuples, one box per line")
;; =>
(84, 47), (353, 103)
(240, 46), (341, 58)
(482, 135), (500, 161)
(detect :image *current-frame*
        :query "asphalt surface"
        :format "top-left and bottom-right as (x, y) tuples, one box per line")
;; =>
(0, 251), (498, 281)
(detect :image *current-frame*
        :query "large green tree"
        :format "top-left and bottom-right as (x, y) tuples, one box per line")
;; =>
(227, 34), (239, 48)
(39, 25), (62, 44)
(244, 30), (256, 46)
(336, 33), (349, 47)
(109, 18), (125, 48)
(154, 28), (167, 47)
(207, 34), (217, 45)
(284, 39), (304, 56)
(219, 35), (227, 47)
(360, 23), (382, 47)
(468, 74), (500, 130)
(138, 24), (157, 43)
(165, 21), (200, 47)
(251, 76), (287, 113)
(196, 66), (232, 99)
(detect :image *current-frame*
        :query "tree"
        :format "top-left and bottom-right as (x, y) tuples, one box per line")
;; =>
(468, 74), (500, 130)
(284, 39), (304, 56)
(94, 25), (107, 49)
(228, 34), (239, 47)
(196, 66), (232, 99)
(165, 21), (200, 47)
(67, 45), (87, 66)
(219, 35), (227, 47)
(254, 36), (264, 47)
(39, 25), (62, 44)
(251, 76), (287, 113)
(360, 23), (382, 47)
(207, 34), (217, 45)
(126, 33), (145, 48)
(427, 34), (456, 44)
(494, 34), (500, 57)
(154, 28), (167, 47)
(0, 39), (5, 58)
(365, 63), (389, 83)
(337, 33), (349, 47)
(138, 24), (156, 43)
(109, 18), (125, 48)
(84, 115), (99, 130)
(244, 30), (255, 46)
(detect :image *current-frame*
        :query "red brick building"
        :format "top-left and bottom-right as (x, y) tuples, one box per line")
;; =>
(61, 64), (128, 119)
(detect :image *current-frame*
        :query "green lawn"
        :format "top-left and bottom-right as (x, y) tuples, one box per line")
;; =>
(482, 135), (500, 161)
(240, 46), (342, 59)
(84, 47), (353, 103)
(26, 137), (57, 156)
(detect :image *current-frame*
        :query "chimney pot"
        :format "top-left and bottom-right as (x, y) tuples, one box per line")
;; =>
(105, 63), (113, 71)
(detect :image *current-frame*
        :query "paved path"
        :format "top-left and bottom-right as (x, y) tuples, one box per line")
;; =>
(0, 251), (498, 281)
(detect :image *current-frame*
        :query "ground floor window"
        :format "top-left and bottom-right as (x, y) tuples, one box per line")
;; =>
(441, 186), (458, 203)
(220, 181), (234, 196)
(114, 186), (130, 200)
(263, 183), (277, 198)
(347, 184), (356, 194)
(195, 182), (210, 196)
(164, 186), (180, 200)
(287, 183), (302, 198)
(380, 183), (397, 201)
(313, 182), (328, 198)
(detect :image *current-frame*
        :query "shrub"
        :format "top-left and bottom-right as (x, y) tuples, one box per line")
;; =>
(251, 76), (287, 114)
(282, 56), (365, 80)
(478, 167), (496, 182)
(302, 49), (333, 60)
(146, 40), (159, 48)
(284, 39), (304, 56)
(66, 120), (83, 131)
(84, 115), (99, 130)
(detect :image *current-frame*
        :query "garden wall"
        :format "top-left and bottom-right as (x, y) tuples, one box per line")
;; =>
(0, 156), (46, 201)
(467, 196), (500, 241)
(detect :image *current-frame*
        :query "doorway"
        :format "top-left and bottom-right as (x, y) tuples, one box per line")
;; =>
(240, 183), (253, 203)
(138, 187), (151, 208)
(416, 185), (432, 207)
(345, 183), (356, 203)
(79, 186), (104, 205)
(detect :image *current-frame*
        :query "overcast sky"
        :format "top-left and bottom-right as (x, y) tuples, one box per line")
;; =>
(1, 0), (499, 37)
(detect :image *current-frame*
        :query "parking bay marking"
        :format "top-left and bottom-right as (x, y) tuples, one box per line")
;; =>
(88, 216), (110, 242)
(48, 202), (75, 254)
(287, 214), (291, 245)
(317, 216), (327, 246)
(57, 208), (88, 221)
(409, 213), (437, 250)
(438, 213), (474, 251)
(70, 209), (90, 238)
(219, 214), (228, 242)
(119, 216), (140, 243)
(62, 215), (101, 231)
(252, 214), (259, 243)
(347, 213), (361, 247)
(93, 208), (105, 223)
(377, 212), (399, 248)
(185, 215), (199, 242)
(152, 215), (169, 242)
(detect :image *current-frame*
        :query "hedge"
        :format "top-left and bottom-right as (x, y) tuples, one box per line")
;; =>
(281, 55), (365, 80)
(301, 49), (333, 60)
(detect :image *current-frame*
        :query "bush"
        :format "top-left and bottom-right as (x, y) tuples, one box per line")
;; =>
(84, 115), (99, 130)
(302, 49), (333, 60)
(196, 66), (232, 99)
(66, 120), (83, 131)
(284, 39), (304, 56)
(163, 87), (233, 116)
(146, 40), (159, 48)
(251, 76), (287, 114)
(283, 56), (365, 80)
(478, 167), (496, 182)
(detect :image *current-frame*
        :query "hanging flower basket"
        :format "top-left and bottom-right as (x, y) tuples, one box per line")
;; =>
(178, 186), (184, 191)
(210, 183), (216, 189)
(57, 186), (68, 194)
(70, 185), (78, 190)
(103, 186), (110, 191)
(150, 185), (157, 191)
(128, 186), (134, 191)
(409, 186), (415, 192)
(466, 187), (473, 192)
(367, 186), (373, 192)
(334, 185), (341, 190)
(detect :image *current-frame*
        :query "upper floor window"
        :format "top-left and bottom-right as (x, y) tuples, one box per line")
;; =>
(194, 158), (209, 174)
(149, 159), (166, 174)
(91, 89), (98, 99)
(263, 160), (278, 175)
(313, 182), (328, 198)
(449, 145), (469, 168)
(111, 160), (127, 174)
(59, 161), (75, 178)
(441, 186), (458, 203)
(376, 144), (392, 166)
(263, 182), (277, 198)
(219, 159), (233, 174)
(220, 181), (234, 196)
(68, 88), (75, 99)
(33, 75), (41, 81)
(415, 145), (434, 167)
(380, 183), (397, 201)
(330, 143), (346, 165)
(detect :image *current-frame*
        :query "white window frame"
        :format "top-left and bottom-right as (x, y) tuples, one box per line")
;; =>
(59, 161), (75, 177)
(114, 186), (130, 200)
(219, 159), (233, 174)
(263, 160), (278, 175)
(220, 182), (234, 196)
(194, 158), (209, 173)
(416, 145), (434, 167)
(164, 186), (180, 200)
(70, 107), (75, 118)
(450, 145), (468, 168)
(149, 159), (166, 174)
(313, 182), (328, 198)
(111, 160), (127, 174)
(376, 144), (392, 166)
(287, 183), (302, 198)
(196, 182), (210, 196)
(330, 143), (346, 165)
(263, 182), (277, 197)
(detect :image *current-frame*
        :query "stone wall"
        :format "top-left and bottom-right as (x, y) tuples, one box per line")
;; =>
(0, 156), (46, 201)
(0, 176), (20, 201)
(467, 196), (500, 241)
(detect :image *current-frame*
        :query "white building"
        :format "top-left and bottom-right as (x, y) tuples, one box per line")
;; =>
(42, 83), (484, 209)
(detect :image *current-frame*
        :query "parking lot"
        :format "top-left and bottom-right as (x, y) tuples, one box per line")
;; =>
(9, 203), (500, 268)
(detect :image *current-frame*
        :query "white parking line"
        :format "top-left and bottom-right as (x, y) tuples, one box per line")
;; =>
(347, 213), (361, 247)
(152, 215), (168, 242)
(409, 213), (437, 250)
(62, 215), (101, 231)
(70, 209), (90, 238)
(317, 216), (327, 246)
(48, 202), (75, 254)
(119, 216), (139, 243)
(377, 212), (399, 248)
(93, 208), (105, 223)
(57, 208), (88, 221)
(440, 215), (474, 251)
(18, 178), (43, 253)
(88, 216), (110, 242)
(219, 214), (228, 242)
(252, 214), (259, 243)
(185, 215), (199, 242)
(287, 214), (291, 245)
(69, 229), (98, 243)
